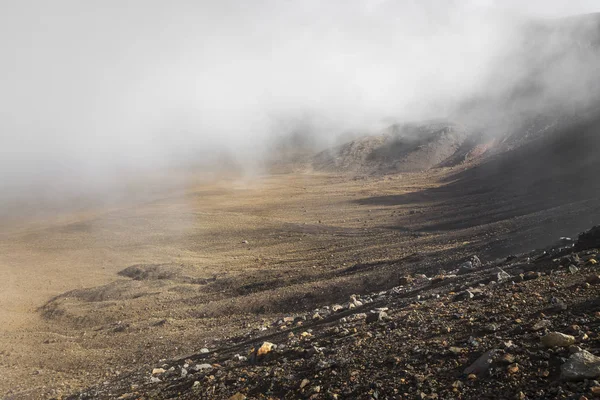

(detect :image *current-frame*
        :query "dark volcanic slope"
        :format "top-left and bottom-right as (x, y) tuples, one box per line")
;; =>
(358, 110), (600, 255)
(46, 13), (600, 400)
(70, 228), (600, 400)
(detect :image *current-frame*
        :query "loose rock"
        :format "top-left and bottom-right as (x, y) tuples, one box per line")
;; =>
(464, 350), (497, 375)
(541, 332), (576, 348)
(561, 351), (600, 380)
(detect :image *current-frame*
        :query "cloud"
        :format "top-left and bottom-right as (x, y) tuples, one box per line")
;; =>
(0, 0), (598, 198)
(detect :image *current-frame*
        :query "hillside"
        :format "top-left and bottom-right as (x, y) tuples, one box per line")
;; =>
(3, 12), (600, 400)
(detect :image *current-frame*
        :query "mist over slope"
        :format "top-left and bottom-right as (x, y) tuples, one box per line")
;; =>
(1, 2), (599, 204)
(311, 12), (600, 176)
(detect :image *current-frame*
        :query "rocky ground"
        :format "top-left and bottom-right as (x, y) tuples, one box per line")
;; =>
(4, 109), (600, 398)
(67, 227), (600, 400)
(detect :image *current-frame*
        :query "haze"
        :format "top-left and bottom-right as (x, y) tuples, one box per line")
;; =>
(1, 1), (599, 205)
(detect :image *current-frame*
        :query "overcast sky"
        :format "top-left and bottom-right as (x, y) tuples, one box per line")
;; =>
(1, 1), (599, 194)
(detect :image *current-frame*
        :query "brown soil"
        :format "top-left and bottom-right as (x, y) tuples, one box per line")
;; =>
(2, 111), (600, 399)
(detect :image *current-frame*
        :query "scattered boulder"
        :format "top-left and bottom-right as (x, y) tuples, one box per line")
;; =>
(256, 342), (275, 357)
(331, 305), (344, 312)
(523, 271), (541, 280)
(300, 379), (310, 389)
(568, 265), (579, 274)
(366, 311), (389, 324)
(453, 291), (474, 302)
(586, 275), (600, 285)
(495, 268), (511, 282)
(531, 319), (552, 331)
(561, 350), (600, 380)
(194, 364), (213, 371)
(470, 255), (482, 269)
(464, 350), (497, 375)
(462, 261), (473, 269)
(541, 332), (576, 348)
(398, 276), (413, 285)
(547, 297), (568, 313)
(575, 226), (600, 251)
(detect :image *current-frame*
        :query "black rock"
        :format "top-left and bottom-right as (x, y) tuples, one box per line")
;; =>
(366, 311), (389, 324)
(453, 291), (474, 302)
(575, 226), (600, 251)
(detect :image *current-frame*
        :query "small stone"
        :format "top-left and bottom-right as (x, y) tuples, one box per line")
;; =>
(366, 311), (389, 323)
(152, 368), (166, 375)
(587, 275), (600, 285)
(548, 297), (568, 312)
(449, 347), (463, 355)
(300, 379), (310, 389)
(503, 340), (515, 349)
(532, 319), (552, 331)
(541, 332), (576, 348)
(570, 345), (583, 354)
(589, 259), (598, 265)
(569, 265), (580, 274)
(591, 386), (600, 395)
(452, 380), (463, 388)
(501, 353), (516, 364)
(199, 348), (209, 353)
(524, 271), (541, 280)
(507, 363), (519, 374)
(467, 373), (477, 380)
(464, 350), (496, 375)
(150, 376), (161, 383)
(496, 268), (511, 282)
(471, 255), (482, 268)
(195, 363), (213, 371)
(561, 350), (600, 380)
(454, 290), (474, 302)
(483, 323), (499, 333)
(228, 393), (247, 400)
(256, 342), (275, 357)
(348, 313), (367, 321)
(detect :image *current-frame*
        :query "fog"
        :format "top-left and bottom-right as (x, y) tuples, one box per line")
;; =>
(1, 1), (599, 206)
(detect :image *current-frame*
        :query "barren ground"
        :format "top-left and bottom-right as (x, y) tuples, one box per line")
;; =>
(0, 166), (597, 399)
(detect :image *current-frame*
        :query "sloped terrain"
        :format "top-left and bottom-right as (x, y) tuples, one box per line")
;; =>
(312, 122), (471, 174)
(68, 228), (600, 400)
(3, 12), (600, 400)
